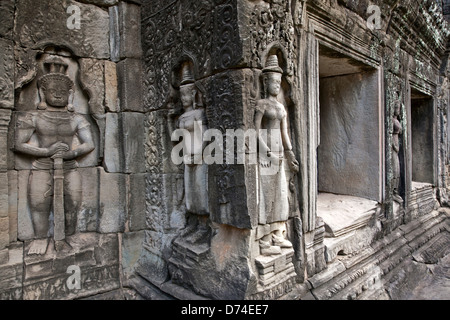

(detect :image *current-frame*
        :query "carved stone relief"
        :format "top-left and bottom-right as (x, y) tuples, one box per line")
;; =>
(0, 38), (14, 110)
(166, 61), (213, 288)
(142, 0), (243, 112)
(0, 0), (448, 303)
(255, 55), (299, 256)
(251, 54), (301, 293)
(140, 0), (305, 300)
(142, 1), (181, 111)
(14, 56), (96, 255)
(176, 62), (209, 218)
(15, 49), (102, 166)
(391, 90), (404, 203)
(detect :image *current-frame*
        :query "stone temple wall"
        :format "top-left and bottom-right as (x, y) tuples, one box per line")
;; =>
(0, 0), (145, 300)
(0, 0), (449, 300)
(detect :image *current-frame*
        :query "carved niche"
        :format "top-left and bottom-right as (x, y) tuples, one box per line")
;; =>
(13, 47), (100, 256)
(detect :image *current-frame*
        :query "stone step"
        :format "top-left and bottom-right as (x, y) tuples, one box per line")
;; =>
(308, 209), (449, 300)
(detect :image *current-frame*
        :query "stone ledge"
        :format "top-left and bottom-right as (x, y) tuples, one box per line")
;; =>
(317, 193), (383, 263)
(125, 275), (174, 300)
(318, 193), (381, 238)
(159, 281), (209, 301)
(308, 209), (449, 300)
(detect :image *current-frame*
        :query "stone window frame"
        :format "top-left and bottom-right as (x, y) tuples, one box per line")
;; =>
(315, 42), (385, 204)
(406, 82), (438, 188)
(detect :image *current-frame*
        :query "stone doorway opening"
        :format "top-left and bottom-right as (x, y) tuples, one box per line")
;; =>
(316, 45), (383, 263)
(407, 88), (438, 221)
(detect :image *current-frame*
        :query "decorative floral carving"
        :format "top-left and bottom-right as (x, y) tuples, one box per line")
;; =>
(248, 0), (296, 75)
(145, 112), (162, 174)
(213, 1), (240, 71)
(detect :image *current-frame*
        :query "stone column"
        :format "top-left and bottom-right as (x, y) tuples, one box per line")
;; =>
(108, 0), (150, 289)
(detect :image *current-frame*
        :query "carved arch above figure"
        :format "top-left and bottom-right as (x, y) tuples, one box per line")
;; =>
(168, 55), (208, 118)
(259, 47), (295, 111)
(171, 52), (200, 89)
(261, 43), (294, 78)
